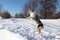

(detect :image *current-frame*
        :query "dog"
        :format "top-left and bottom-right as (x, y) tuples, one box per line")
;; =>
(28, 10), (43, 34)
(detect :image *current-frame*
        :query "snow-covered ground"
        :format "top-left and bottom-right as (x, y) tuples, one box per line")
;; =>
(0, 29), (27, 40)
(0, 18), (60, 40)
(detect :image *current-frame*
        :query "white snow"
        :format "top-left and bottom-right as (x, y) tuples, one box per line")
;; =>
(0, 18), (60, 40)
(0, 29), (27, 40)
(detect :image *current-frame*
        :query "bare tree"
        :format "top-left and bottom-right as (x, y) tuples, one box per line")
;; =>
(23, 0), (40, 17)
(23, 0), (57, 19)
(40, 0), (57, 19)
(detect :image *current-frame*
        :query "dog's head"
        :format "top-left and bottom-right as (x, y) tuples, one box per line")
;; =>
(28, 10), (36, 18)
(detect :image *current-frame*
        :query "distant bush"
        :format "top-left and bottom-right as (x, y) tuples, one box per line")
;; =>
(46, 13), (56, 19)
(55, 12), (60, 19)
(39, 12), (56, 19)
(0, 12), (11, 18)
(15, 13), (26, 18)
(15, 14), (19, 18)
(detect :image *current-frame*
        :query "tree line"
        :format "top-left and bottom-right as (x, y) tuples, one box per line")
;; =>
(0, 0), (60, 19)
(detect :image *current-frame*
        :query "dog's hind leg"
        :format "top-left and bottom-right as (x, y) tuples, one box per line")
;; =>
(36, 25), (42, 34)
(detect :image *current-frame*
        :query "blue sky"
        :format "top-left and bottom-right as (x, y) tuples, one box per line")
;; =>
(0, 0), (60, 16)
(0, 0), (27, 16)
(57, 0), (60, 12)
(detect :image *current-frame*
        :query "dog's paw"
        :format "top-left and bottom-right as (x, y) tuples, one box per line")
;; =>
(35, 32), (41, 35)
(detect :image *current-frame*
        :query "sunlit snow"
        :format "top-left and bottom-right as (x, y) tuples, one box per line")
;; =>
(0, 18), (60, 40)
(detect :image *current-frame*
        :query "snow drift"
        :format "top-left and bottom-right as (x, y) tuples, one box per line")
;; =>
(0, 18), (60, 40)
